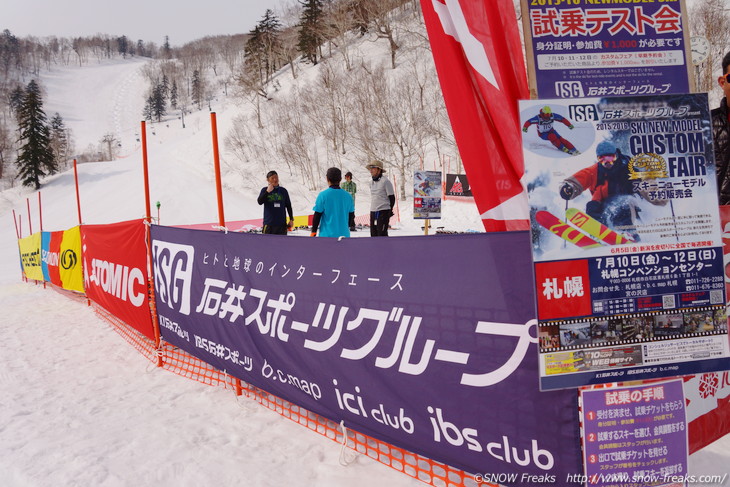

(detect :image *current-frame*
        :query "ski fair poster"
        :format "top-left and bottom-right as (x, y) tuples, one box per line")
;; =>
(413, 170), (442, 219)
(580, 379), (688, 487)
(520, 93), (730, 391)
(522, 0), (691, 99)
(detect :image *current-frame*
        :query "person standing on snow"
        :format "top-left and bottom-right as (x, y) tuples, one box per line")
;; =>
(341, 171), (357, 231)
(559, 141), (635, 229)
(523, 105), (580, 156)
(366, 160), (395, 237)
(310, 167), (355, 238)
(257, 170), (294, 235)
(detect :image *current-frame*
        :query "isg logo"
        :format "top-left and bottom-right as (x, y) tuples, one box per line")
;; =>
(152, 240), (195, 315)
(555, 81), (583, 98)
(568, 104), (599, 122)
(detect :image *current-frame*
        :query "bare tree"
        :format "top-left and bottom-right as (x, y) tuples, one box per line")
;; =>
(690, 0), (730, 95)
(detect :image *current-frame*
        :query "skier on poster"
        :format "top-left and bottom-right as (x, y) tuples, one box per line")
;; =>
(522, 106), (580, 155)
(559, 141), (636, 232)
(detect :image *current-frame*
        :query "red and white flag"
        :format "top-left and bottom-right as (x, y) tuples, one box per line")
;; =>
(421, 0), (530, 231)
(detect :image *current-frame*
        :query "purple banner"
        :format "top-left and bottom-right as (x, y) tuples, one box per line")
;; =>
(150, 226), (582, 485)
(526, 1), (689, 98)
(581, 380), (688, 487)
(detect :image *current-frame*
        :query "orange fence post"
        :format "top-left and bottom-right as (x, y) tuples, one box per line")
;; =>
(73, 159), (82, 225)
(210, 112), (243, 396)
(210, 112), (226, 227)
(26, 197), (32, 235)
(141, 120), (164, 367)
(13, 210), (25, 282)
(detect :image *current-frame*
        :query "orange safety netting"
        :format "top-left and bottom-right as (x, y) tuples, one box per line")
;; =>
(88, 301), (488, 487)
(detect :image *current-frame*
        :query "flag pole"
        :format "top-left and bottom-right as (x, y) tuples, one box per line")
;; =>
(141, 120), (164, 367)
(211, 112), (242, 396)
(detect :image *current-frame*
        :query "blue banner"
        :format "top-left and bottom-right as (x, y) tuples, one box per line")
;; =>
(150, 226), (582, 485)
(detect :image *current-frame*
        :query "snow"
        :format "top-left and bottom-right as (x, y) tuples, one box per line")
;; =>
(1, 41), (728, 487)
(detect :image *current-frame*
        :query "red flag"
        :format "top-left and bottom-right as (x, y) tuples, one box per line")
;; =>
(421, 0), (530, 231)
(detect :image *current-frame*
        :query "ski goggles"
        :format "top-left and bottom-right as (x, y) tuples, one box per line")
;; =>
(598, 154), (617, 165)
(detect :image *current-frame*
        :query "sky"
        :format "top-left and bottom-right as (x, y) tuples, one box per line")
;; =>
(1, 0), (290, 46)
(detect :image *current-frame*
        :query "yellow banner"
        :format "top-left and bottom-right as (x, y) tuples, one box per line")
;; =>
(18, 233), (43, 281)
(59, 226), (84, 292)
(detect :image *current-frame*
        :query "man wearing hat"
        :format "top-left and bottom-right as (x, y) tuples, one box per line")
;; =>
(365, 160), (395, 236)
(257, 170), (294, 235)
(559, 141), (635, 229)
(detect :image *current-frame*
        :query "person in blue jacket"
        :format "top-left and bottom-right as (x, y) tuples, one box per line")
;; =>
(311, 167), (355, 238)
(257, 170), (294, 235)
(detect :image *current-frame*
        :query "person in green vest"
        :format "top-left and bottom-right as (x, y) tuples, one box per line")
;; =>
(341, 171), (357, 231)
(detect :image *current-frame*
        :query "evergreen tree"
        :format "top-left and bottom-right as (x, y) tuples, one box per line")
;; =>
(143, 95), (154, 121)
(191, 70), (202, 110)
(117, 35), (128, 58)
(161, 74), (170, 100)
(15, 80), (56, 189)
(8, 85), (24, 118)
(137, 39), (146, 57)
(151, 83), (167, 122)
(163, 36), (172, 59)
(298, 0), (325, 65)
(246, 10), (283, 84)
(49, 113), (70, 167)
(170, 80), (178, 109)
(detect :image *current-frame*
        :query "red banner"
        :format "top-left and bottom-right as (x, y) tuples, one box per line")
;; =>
(47, 231), (63, 286)
(81, 219), (154, 339)
(420, 0), (530, 231)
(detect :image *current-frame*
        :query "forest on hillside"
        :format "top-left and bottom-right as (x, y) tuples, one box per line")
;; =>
(1, 0), (728, 194)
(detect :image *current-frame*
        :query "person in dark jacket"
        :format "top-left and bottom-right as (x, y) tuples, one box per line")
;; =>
(712, 51), (730, 205)
(559, 141), (635, 229)
(257, 170), (294, 235)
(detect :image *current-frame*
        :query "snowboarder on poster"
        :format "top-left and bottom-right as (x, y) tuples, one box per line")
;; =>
(522, 106), (580, 155)
(559, 141), (636, 231)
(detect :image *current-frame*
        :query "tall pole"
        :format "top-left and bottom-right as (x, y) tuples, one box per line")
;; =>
(13, 210), (25, 282)
(211, 112), (241, 396)
(73, 159), (82, 225)
(210, 112), (225, 227)
(140, 121), (163, 367)
(38, 191), (43, 232)
(26, 197), (32, 235)
(141, 121), (152, 223)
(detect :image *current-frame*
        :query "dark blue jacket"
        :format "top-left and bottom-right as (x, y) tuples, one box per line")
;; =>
(257, 186), (293, 226)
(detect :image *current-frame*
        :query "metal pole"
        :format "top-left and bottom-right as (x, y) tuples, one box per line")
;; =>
(211, 112), (241, 396)
(210, 112), (226, 227)
(26, 197), (33, 235)
(73, 159), (82, 225)
(141, 120), (163, 367)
